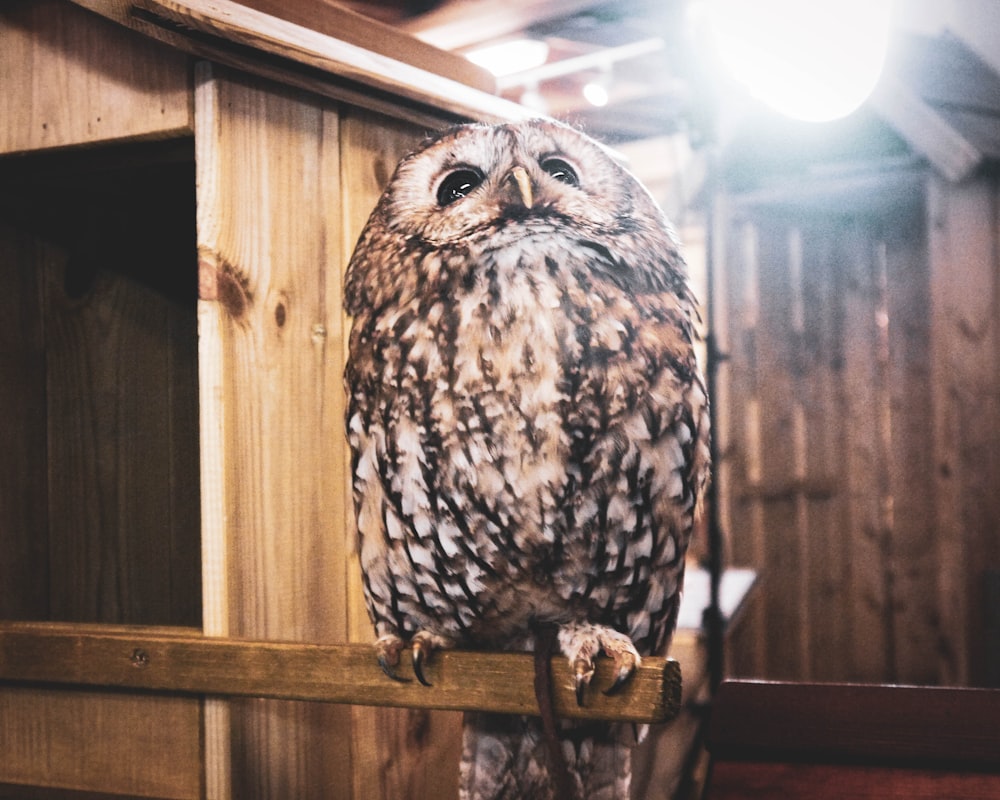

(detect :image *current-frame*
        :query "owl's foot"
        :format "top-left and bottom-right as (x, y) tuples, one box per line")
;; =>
(374, 631), (452, 686)
(557, 622), (642, 706)
(374, 634), (409, 683)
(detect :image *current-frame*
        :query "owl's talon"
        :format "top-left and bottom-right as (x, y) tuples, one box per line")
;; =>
(412, 640), (432, 687)
(559, 622), (642, 704)
(408, 630), (452, 687)
(573, 659), (593, 707)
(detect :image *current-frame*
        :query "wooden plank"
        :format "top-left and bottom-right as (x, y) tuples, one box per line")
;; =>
(798, 219), (851, 682)
(0, 225), (50, 619)
(719, 214), (766, 678)
(869, 74), (982, 183)
(707, 761), (1000, 800)
(69, 0), (530, 129)
(927, 174), (1000, 686)
(881, 201), (940, 685)
(228, 0), (493, 92)
(0, 0), (192, 156)
(0, 686), (201, 799)
(0, 623), (682, 723)
(706, 680), (1000, 769)
(0, 785), (189, 799)
(194, 65), (354, 799)
(836, 215), (893, 681)
(337, 106), (465, 800)
(752, 218), (806, 679)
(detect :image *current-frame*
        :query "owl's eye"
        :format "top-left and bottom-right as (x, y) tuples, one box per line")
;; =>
(436, 168), (484, 206)
(541, 158), (579, 187)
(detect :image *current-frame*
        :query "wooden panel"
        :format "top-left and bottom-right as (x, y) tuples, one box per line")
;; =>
(754, 219), (807, 678)
(927, 173), (1000, 687)
(718, 180), (945, 684)
(0, 687), (201, 799)
(0, 225), (49, 619)
(0, 0), (192, 155)
(228, 0), (494, 92)
(707, 681), (1000, 768)
(71, 0), (529, 132)
(42, 237), (201, 626)
(797, 220), (850, 682)
(881, 207), (938, 685)
(708, 761), (1000, 800)
(338, 106), (464, 800)
(722, 218), (769, 677)
(194, 65), (359, 799)
(833, 216), (892, 682)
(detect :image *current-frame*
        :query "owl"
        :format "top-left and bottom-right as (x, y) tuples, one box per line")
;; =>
(344, 119), (710, 800)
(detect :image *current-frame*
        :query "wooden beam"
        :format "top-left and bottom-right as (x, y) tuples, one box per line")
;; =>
(402, 0), (605, 51)
(0, 622), (681, 724)
(67, 0), (531, 127)
(868, 74), (983, 183)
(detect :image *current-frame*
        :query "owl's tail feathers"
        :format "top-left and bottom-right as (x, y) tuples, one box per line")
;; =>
(458, 713), (632, 800)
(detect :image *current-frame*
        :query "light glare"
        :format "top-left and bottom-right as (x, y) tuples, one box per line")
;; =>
(583, 81), (610, 107)
(465, 39), (550, 78)
(709, 0), (892, 121)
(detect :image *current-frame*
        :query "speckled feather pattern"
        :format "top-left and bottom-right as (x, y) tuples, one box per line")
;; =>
(344, 120), (709, 800)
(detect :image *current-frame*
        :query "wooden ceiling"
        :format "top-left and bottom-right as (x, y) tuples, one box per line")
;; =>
(336, 0), (1000, 164)
(343, 0), (698, 144)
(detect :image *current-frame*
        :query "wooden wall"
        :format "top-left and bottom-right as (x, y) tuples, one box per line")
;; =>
(1, 2), (469, 795)
(715, 167), (1000, 687)
(193, 64), (464, 798)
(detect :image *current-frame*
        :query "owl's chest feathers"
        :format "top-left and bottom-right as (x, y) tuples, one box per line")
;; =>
(382, 254), (635, 397)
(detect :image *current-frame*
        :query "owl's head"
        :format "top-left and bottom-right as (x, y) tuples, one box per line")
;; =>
(345, 119), (687, 314)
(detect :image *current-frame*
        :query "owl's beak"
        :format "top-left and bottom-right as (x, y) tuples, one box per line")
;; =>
(506, 166), (534, 209)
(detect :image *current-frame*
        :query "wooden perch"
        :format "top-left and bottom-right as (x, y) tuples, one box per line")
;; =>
(0, 622), (680, 724)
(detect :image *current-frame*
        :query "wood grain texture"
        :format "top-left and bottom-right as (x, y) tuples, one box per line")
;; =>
(0, 622), (682, 722)
(194, 64), (353, 799)
(713, 170), (992, 685)
(0, 0), (192, 155)
(68, 0), (531, 131)
(0, 143), (201, 628)
(226, 0), (494, 92)
(707, 761), (1000, 800)
(705, 681), (1000, 800)
(706, 680), (1000, 769)
(0, 225), (50, 619)
(0, 686), (201, 799)
(927, 173), (1000, 687)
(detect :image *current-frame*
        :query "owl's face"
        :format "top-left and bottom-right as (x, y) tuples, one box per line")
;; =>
(379, 120), (666, 251)
(345, 120), (686, 316)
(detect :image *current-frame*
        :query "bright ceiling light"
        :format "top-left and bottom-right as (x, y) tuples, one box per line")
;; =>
(583, 81), (610, 107)
(465, 39), (550, 78)
(708, 0), (893, 122)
